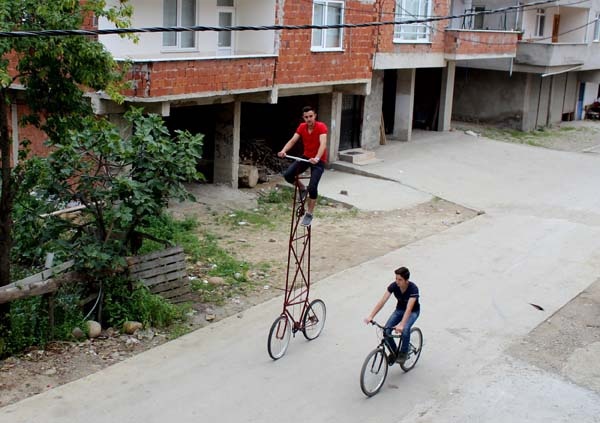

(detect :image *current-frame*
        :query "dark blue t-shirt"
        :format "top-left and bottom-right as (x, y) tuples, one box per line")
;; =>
(387, 281), (420, 312)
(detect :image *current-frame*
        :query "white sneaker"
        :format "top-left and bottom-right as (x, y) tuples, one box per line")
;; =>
(300, 213), (313, 227)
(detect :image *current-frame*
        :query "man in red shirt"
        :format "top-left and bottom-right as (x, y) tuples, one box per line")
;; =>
(277, 106), (328, 226)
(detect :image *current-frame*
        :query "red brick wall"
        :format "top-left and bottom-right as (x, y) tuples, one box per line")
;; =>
(3, 104), (51, 162)
(123, 58), (277, 98)
(377, 0), (450, 55)
(444, 30), (518, 56)
(275, 0), (376, 85)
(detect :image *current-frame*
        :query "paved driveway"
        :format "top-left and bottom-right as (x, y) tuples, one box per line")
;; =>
(3, 131), (600, 423)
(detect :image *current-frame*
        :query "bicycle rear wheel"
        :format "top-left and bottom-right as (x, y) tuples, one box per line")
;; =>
(359, 347), (389, 397)
(268, 315), (291, 360)
(302, 299), (326, 340)
(400, 327), (423, 372)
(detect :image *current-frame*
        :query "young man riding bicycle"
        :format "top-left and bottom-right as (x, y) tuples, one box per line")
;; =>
(364, 266), (420, 363)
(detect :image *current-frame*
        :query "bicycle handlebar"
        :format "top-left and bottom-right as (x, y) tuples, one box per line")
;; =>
(368, 320), (388, 330)
(283, 154), (311, 163)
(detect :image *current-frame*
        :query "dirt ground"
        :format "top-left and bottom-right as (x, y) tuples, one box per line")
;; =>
(2, 119), (599, 407)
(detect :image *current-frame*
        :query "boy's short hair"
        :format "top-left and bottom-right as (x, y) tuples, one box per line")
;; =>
(302, 106), (315, 114)
(394, 266), (410, 280)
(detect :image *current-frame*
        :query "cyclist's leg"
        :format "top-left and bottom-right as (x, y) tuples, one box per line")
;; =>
(283, 161), (310, 187)
(306, 162), (325, 200)
(399, 311), (420, 354)
(384, 309), (403, 352)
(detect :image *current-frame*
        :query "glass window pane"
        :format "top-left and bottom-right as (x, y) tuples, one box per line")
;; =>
(325, 3), (342, 48)
(163, 0), (177, 46)
(180, 0), (196, 47)
(312, 3), (324, 47)
(182, 0), (195, 26)
(218, 12), (233, 47)
(217, 0), (234, 6)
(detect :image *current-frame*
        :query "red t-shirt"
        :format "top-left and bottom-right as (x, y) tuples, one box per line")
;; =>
(296, 121), (328, 163)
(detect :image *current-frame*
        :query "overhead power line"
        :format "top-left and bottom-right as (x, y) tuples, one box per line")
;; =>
(0, 0), (571, 38)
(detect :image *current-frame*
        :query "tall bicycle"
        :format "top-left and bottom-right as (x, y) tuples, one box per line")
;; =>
(359, 320), (423, 397)
(267, 155), (326, 360)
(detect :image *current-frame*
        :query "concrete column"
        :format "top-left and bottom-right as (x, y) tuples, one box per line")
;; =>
(361, 70), (384, 150)
(213, 101), (241, 187)
(548, 73), (567, 126)
(393, 68), (415, 141)
(438, 61), (456, 132)
(521, 73), (536, 131)
(318, 92), (342, 163)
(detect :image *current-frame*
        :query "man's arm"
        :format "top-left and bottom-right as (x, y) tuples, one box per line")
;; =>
(394, 297), (417, 333)
(277, 133), (301, 158)
(309, 133), (327, 164)
(364, 290), (392, 324)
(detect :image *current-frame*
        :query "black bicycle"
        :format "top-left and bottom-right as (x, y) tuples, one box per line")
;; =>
(359, 320), (423, 397)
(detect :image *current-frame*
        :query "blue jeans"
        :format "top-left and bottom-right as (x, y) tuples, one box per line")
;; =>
(283, 160), (325, 200)
(384, 309), (420, 354)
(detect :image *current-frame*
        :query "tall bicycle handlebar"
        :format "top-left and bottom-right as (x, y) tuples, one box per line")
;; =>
(283, 154), (311, 163)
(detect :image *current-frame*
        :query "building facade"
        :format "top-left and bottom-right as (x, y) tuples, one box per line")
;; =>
(8, 1), (598, 186)
(451, 0), (600, 130)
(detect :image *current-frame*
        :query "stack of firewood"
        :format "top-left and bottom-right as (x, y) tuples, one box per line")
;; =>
(238, 139), (287, 187)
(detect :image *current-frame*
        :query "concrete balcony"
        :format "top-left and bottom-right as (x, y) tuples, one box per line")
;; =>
(515, 42), (588, 67)
(444, 30), (519, 60)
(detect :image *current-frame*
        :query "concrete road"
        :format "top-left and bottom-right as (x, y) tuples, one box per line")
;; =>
(3, 131), (600, 422)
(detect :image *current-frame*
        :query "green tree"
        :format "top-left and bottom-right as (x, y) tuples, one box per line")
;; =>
(0, 0), (132, 345)
(41, 108), (203, 270)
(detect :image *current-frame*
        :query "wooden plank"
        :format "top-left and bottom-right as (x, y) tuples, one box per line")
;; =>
(129, 250), (185, 267)
(170, 294), (193, 304)
(138, 270), (188, 287)
(8, 260), (75, 289)
(0, 272), (78, 304)
(126, 246), (183, 266)
(380, 114), (387, 145)
(128, 252), (186, 274)
(130, 262), (186, 277)
(148, 278), (189, 294)
(156, 285), (192, 299)
(130, 262), (186, 280)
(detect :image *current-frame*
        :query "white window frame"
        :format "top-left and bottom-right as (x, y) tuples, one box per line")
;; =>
(534, 8), (545, 38)
(311, 1), (344, 52)
(394, 0), (432, 43)
(162, 0), (198, 51)
(594, 13), (600, 42)
(217, 0), (235, 55)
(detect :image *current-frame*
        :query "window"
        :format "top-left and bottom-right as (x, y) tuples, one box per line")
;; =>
(163, 0), (196, 49)
(217, 0), (235, 54)
(594, 13), (600, 42)
(534, 8), (545, 38)
(312, 1), (344, 50)
(473, 6), (485, 30)
(394, 0), (432, 43)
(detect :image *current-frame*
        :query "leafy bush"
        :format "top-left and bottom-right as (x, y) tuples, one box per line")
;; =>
(102, 275), (185, 328)
(1, 285), (84, 356)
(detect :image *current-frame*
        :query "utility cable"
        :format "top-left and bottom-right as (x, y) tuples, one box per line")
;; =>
(0, 0), (570, 38)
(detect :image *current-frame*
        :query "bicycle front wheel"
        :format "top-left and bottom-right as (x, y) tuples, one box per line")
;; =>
(360, 348), (389, 397)
(400, 327), (423, 372)
(302, 299), (326, 340)
(268, 315), (291, 360)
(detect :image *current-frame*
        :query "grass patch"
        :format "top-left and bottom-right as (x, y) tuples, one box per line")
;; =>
(189, 232), (253, 305)
(218, 209), (277, 229)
